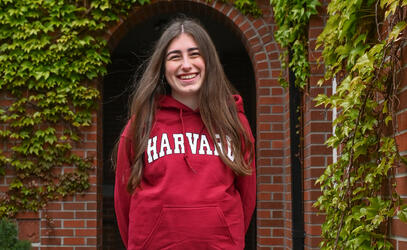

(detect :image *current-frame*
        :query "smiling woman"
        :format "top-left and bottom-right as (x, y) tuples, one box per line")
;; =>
(112, 18), (256, 250)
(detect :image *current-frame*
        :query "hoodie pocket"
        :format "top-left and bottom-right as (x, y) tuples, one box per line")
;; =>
(142, 206), (235, 249)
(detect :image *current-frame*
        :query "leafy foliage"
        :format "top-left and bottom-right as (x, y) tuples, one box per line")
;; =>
(0, 218), (31, 250)
(270, 0), (320, 88)
(0, 0), (147, 218)
(313, 0), (407, 249)
(233, 0), (262, 17)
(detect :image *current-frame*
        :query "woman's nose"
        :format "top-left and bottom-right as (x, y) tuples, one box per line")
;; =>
(181, 57), (192, 70)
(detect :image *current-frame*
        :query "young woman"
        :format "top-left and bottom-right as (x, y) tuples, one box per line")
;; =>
(114, 18), (256, 250)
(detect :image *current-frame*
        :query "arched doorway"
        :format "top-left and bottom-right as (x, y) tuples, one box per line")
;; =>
(102, 4), (256, 249)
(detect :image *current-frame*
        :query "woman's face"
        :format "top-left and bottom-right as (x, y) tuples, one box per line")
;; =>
(165, 33), (206, 107)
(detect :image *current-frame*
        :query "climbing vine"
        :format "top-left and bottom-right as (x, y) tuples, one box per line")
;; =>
(0, 0), (148, 218)
(270, 0), (320, 88)
(0, 0), (260, 217)
(313, 0), (407, 249)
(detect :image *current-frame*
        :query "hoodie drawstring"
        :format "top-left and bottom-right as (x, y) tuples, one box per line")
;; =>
(179, 108), (197, 173)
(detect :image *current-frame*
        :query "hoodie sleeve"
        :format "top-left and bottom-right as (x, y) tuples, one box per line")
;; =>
(114, 128), (133, 248)
(235, 112), (256, 233)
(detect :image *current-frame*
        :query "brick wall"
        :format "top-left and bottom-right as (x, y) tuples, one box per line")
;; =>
(302, 2), (329, 249)
(391, 29), (407, 249)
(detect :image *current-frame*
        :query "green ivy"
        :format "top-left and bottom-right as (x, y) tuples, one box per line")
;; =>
(0, 0), (148, 218)
(233, 0), (262, 17)
(0, 0), (261, 218)
(313, 0), (407, 249)
(270, 0), (320, 88)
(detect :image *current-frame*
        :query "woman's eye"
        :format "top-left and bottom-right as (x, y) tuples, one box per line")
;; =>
(168, 55), (181, 60)
(190, 52), (200, 57)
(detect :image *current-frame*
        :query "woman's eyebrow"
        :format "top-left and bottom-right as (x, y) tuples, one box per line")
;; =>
(166, 47), (200, 57)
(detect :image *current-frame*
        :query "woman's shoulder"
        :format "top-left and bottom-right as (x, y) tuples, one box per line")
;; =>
(121, 117), (135, 140)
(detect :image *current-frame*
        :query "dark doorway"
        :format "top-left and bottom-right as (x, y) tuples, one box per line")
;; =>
(102, 8), (256, 249)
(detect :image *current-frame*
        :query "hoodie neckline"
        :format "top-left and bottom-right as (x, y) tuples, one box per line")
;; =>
(157, 94), (245, 114)
(158, 95), (200, 113)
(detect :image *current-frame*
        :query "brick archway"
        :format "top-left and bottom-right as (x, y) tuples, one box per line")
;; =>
(100, 1), (288, 249)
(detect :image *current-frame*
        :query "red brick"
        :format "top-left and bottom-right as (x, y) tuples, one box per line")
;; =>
(396, 133), (407, 151)
(259, 184), (284, 192)
(45, 212), (74, 219)
(259, 79), (279, 87)
(272, 228), (285, 237)
(87, 202), (97, 210)
(259, 176), (272, 183)
(260, 132), (283, 140)
(41, 237), (61, 245)
(86, 220), (97, 228)
(258, 192), (271, 201)
(260, 105), (271, 114)
(396, 176), (407, 196)
(16, 211), (39, 219)
(63, 203), (85, 210)
(258, 237), (284, 245)
(76, 212), (96, 219)
(258, 159), (271, 166)
(271, 106), (284, 113)
(255, 52), (267, 61)
(76, 193), (97, 201)
(271, 140), (283, 148)
(64, 237), (85, 245)
(391, 219), (407, 237)
(258, 140), (271, 148)
(397, 111), (407, 131)
(63, 220), (85, 228)
(259, 115), (283, 122)
(41, 219), (61, 228)
(42, 229), (74, 237)
(258, 219), (282, 227)
(304, 224), (322, 235)
(18, 220), (39, 243)
(86, 237), (97, 245)
(273, 193), (283, 201)
(227, 8), (239, 20)
(258, 228), (271, 236)
(398, 241), (407, 249)
(259, 149), (284, 157)
(76, 229), (97, 237)
(86, 133), (97, 141)
(259, 97), (283, 105)
(258, 201), (284, 209)
(258, 166), (283, 175)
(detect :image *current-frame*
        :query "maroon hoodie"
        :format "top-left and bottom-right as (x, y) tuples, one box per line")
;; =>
(114, 95), (256, 250)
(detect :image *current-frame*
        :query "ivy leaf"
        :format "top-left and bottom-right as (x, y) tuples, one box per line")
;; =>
(398, 205), (407, 222)
(388, 21), (407, 42)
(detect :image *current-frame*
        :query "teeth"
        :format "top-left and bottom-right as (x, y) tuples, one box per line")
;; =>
(180, 74), (196, 80)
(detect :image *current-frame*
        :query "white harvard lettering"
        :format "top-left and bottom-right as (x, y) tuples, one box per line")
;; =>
(147, 132), (234, 163)
(185, 133), (199, 154)
(159, 133), (173, 157)
(173, 134), (185, 153)
(198, 135), (213, 155)
(147, 136), (158, 163)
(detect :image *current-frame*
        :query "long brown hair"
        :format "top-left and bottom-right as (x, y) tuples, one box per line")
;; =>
(120, 18), (254, 192)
